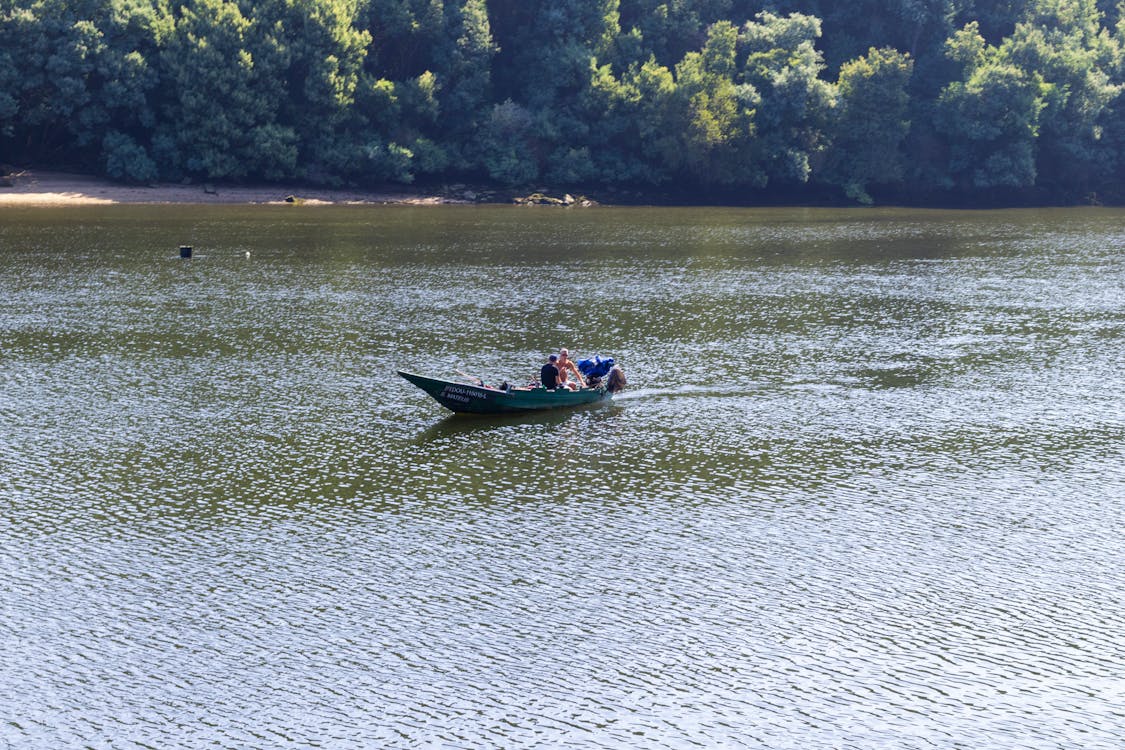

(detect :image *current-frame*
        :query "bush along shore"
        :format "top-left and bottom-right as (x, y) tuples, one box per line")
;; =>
(2, 0), (1125, 208)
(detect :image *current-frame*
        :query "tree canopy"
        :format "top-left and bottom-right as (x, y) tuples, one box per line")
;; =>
(2, 0), (1124, 203)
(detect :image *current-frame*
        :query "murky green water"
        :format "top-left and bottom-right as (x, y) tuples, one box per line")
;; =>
(2, 205), (1123, 748)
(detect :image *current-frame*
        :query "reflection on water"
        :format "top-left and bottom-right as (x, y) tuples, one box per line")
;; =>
(414, 401), (624, 441)
(1, 205), (1124, 748)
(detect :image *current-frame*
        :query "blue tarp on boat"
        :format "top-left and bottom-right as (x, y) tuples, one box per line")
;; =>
(577, 355), (615, 378)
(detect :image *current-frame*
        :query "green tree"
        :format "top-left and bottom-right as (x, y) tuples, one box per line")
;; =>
(580, 55), (678, 184)
(489, 0), (620, 106)
(997, 0), (1122, 193)
(738, 11), (836, 185)
(352, 0), (497, 180)
(0, 2), (98, 161)
(156, 0), (296, 180)
(476, 98), (538, 184)
(935, 24), (1046, 189)
(822, 46), (914, 203)
(616, 0), (733, 67)
(249, 0), (371, 181)
(0, 0), (166, 178)
(439, 0), (497, 170)
(758, 1), (973, 70)
(664, 20), (761, 185)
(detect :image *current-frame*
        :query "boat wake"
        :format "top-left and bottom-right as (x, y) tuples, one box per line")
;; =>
(613, 384), (751, 401)
(617, 381), (850, 401)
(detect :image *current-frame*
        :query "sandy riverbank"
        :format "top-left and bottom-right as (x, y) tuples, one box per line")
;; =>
(0, 170), (467, 206)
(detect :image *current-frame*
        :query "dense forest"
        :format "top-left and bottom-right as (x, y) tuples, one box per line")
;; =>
(2, 1), (1124, 203)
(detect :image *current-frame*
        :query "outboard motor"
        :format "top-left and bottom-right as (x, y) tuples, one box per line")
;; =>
(606, 365), (627, 393)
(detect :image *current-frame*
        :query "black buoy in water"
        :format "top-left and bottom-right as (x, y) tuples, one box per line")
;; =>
(179, 245), (193, 258)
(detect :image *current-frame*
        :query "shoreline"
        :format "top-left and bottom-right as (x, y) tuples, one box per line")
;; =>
(0, 170), (473, 207)
(1, 169), (1118, 210)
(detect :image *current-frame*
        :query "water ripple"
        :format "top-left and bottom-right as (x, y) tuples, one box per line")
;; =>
(1, 206), (1124, 748)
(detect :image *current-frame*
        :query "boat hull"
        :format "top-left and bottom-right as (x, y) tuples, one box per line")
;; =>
(398, 371), (612, 414)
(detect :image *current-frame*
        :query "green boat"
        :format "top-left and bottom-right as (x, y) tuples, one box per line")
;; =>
(398, 370), (619, 414)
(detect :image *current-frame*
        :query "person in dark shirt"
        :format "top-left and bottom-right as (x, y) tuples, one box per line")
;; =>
(540, 353), (561, 389)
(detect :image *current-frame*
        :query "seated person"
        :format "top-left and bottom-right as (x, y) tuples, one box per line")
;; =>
(556, 348), (586, 390)
(540, 354), (561, 389)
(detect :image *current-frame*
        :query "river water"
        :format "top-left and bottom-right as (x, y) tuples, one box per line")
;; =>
(1, 205), (1123, 748)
